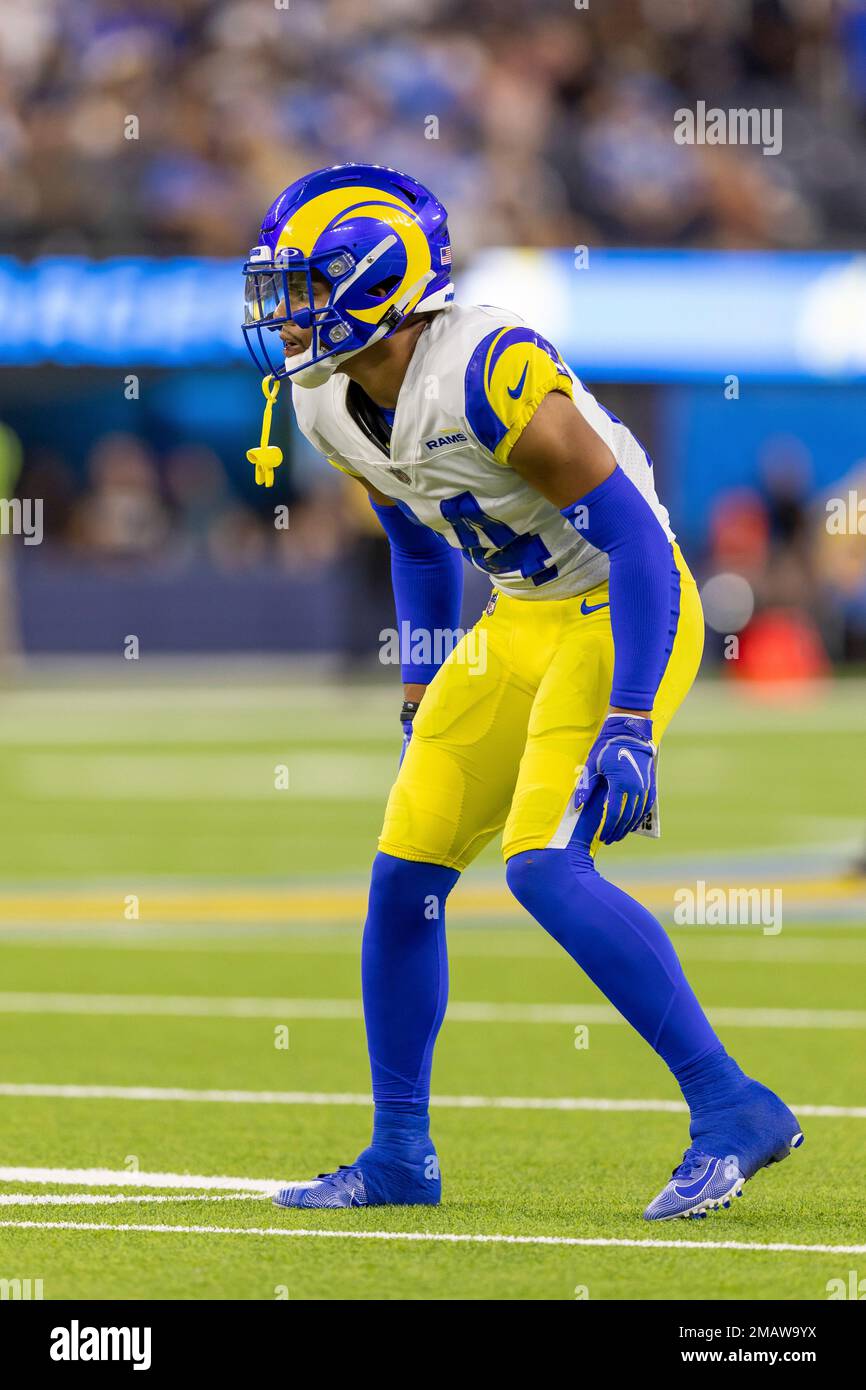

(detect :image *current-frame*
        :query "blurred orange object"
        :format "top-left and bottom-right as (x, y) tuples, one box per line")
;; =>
(732, 608), (831, 687)
(709, 489), (770, 571)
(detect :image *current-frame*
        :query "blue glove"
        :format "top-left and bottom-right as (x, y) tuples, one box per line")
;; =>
(574, 715), (656, 845)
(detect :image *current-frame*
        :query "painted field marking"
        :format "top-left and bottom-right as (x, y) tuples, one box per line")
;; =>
(16, 752), (392, 802)
(0, 1218), (862, 1256)
(0, 991), (864, 1030)
(0, 872), (863, 924)
(4, 926), (866, 968)
(0, 1193), (269, 1207)
(0, 1089), (862, 1118)
(0, 1166), (276, 1191)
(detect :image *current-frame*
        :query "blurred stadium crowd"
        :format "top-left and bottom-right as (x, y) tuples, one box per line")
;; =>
(7, 421), (865, 666)
(3, 0), (866, 256)
(1, 0), (865, 668)
(19, 428), (350, 575)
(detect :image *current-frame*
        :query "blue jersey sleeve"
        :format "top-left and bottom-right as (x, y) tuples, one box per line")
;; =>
(561, 467), (679, 712)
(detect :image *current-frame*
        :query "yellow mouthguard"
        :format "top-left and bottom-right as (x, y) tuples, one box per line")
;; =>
(246, 375), (283, 486)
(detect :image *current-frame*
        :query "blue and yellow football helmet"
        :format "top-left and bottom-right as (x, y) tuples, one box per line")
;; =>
(242, 163), (454, 388)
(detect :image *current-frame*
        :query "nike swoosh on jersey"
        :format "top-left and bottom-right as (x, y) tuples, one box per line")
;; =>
(507, 362), (529, 399)
(580, 598), (609, 615)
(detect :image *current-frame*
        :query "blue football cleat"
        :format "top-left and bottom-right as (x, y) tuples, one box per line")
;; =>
(644, 1081), (804, 1221)
(643, 1148), (746, 1221)
(273, 1165), (369, 1209)
(273, 1145), (441, 1209)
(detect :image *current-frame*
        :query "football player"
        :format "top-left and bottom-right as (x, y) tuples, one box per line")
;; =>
(242, 164), (803, 1220)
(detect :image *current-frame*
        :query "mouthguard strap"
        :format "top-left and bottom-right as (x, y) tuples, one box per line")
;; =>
(246, 374), (283, 487)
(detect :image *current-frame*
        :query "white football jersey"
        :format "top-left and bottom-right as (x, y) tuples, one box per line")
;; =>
(291, 303), (673, 601)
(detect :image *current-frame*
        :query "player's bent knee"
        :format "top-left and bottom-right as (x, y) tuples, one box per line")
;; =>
(505, 848), (560, 911)
(505, 848), (541, 902)
(506, 845), (597, 919)
(368, 850), (460, 917)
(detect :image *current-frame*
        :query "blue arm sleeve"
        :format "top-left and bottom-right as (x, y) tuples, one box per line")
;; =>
(370, 499), (464, 685)
(561, 466), (678, 711)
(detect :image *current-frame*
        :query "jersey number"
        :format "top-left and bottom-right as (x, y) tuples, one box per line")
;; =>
(439, 491), (558, 587)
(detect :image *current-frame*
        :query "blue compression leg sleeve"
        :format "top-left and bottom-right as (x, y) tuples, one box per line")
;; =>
(361, 852), (460, 1154)
(506, 839), (764, 1150)
(506, 822), (766, 1149)
(506, 839), (723, 1073)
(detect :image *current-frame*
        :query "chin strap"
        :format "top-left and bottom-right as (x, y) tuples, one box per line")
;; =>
(246, 375), (283, 486)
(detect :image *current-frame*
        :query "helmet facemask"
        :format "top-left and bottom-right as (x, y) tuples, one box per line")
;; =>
(243, 248), (356, 386)
(243, 239), (436, 388)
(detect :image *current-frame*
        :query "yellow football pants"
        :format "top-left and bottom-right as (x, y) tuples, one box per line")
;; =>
(379, 546), (704, 871)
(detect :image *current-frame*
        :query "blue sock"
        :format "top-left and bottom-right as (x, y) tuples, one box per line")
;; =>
(673, 1045), (798, 1175)
(361, 852), (459, 1152)
(675, 1045), (748, 1113)
(506, 840), (723, 1073)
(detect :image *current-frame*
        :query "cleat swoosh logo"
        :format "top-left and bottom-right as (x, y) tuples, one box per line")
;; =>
(673, 1161), (720, 1200)
(507, 362), (529, 399)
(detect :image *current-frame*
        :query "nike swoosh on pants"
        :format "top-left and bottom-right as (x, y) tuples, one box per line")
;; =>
(580, 599), (609, 615)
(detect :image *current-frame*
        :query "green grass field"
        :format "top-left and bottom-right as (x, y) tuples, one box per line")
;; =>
(0, 665), (864, 1300)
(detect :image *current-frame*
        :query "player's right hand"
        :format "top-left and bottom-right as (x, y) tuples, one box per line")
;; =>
(574, 715), (656, 844)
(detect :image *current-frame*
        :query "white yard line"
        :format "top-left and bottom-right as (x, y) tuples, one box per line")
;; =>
(0, 992), (361, 1020)
(16, 752), (391, 801)
(674, 939), (866, 967)
(0, 1193), (269, 1206)
(1, 991), (865, 1030)
(0, 1218), (863, 1256)
(0, 1166), (277, 1191)
(3, 676), (866, 730)
(4, 930), (866, 968)
(0, 1086), (862, 1119)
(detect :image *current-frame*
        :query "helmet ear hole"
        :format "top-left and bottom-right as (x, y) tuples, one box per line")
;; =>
(369, 275), (401, 299)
